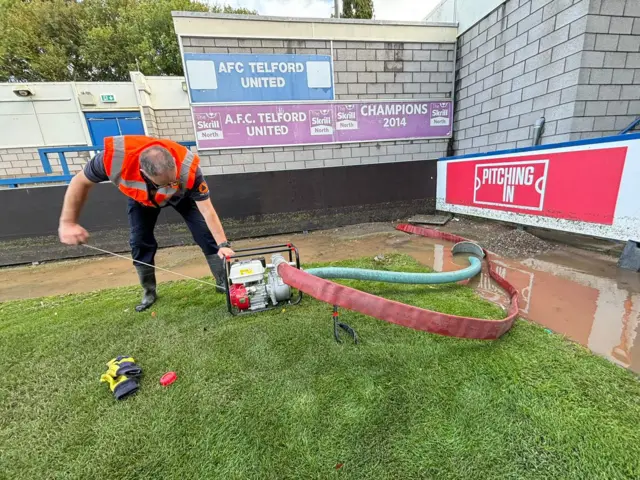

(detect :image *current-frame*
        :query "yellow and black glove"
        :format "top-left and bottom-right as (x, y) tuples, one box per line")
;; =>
(100, 355), (142, 400)
(100, 373), (139, 400)
(105, 356), (142, 378)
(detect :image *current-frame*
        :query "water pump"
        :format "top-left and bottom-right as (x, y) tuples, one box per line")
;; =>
(223, 244), (302, 315)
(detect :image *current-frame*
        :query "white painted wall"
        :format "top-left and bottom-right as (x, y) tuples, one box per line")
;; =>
(173, 12), (457, 43)
(424, 0), (507, 35)
(0, 83), (88, 148)
(146, 77), (189, 110)
(0, 76), (188, 150)
(74, 82), (138, 110)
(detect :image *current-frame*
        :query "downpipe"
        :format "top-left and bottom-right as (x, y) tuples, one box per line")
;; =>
(532, 116), (545, 146)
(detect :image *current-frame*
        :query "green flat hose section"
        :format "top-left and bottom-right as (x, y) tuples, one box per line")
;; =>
(305, 256), (482, 284)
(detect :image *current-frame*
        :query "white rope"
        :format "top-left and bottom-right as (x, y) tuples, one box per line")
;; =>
(82, 244), (224, 291)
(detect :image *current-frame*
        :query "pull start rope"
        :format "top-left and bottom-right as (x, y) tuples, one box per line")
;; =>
(81, 244), (224, 291)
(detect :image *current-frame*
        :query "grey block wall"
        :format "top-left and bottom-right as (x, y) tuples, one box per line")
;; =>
(142, 106), (159, 138)
(154, 109), (195, 142)
(572, 0), (640, 138)
(181, 37), (454, 175)
(0, 147), (45, 177)
(141, 107), (196, 143)
(453, 0), (640, 155)
(0, 147), (89, 179)
(453, 0), (592, 156)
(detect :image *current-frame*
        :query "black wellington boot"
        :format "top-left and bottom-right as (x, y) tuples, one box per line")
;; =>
(205, 254), (227, 293)
(134, 264), (157, 312)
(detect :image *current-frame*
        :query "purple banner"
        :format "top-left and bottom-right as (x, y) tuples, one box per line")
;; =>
(193, 100), (452, 150)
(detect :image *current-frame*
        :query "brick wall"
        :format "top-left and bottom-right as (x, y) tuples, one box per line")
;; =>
(181, 37), (454, 174)
(0, 148), (43, 178)
(154, 109), (195, 142)
(453, 0), (640, 155)
(571, 0), (640, 138)
(0, 148), (89, 179)
(453, 0), (593, 155)
(142, 106), (159, 138)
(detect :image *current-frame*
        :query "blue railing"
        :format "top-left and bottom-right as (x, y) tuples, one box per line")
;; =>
(620, 117), (640, 135)
(0, 141), (197, 188)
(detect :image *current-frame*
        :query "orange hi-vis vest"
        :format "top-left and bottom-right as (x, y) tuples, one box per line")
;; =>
(103, 135), (200, 207)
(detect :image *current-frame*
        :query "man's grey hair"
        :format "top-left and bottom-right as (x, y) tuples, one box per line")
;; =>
(140, 146), (175, 176)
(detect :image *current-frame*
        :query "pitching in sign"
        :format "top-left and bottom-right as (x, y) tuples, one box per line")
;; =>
(436, 135), (640, 242)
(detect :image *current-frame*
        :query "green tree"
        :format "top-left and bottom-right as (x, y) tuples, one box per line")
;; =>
(0, 0), (256, 82)
(80, 0), (209, 81)
(342, 0), (374, 19)
(0, 0), (90, 81)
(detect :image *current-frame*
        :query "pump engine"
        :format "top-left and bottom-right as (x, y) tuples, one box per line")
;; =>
(223, 244), (302, 315)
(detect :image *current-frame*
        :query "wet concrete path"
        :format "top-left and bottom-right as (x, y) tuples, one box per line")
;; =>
(1, 223), (638, 374)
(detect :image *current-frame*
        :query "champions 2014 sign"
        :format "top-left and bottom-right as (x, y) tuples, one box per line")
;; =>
(183, 52), (452, 150)
(184, 53), (335, 103)
(193, 100), (453, 149)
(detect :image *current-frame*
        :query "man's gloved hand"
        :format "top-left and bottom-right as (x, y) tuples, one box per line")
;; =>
(100, 355), (142, 400)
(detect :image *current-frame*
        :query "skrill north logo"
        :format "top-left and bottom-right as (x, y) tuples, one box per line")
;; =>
(474, 160), (549, 210)
(430, 102), (450, 127)
(335, 104), (358, 131)
(309, 109), (334, 136)
(195, 112), (224, 140)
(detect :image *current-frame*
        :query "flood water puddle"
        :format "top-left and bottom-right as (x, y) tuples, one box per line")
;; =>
(407, 238), (640, 374)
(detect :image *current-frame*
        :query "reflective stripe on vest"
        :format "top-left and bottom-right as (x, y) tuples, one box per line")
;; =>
(179, 151), (196, 194)
(108, 136), (126, 184)
(120, 179), (147, 191)
(119, 180), (178, 207)
(157, 186), (179, 196)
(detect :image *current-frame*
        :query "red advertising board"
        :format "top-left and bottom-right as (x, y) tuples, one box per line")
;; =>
(445, 147), (628, 225)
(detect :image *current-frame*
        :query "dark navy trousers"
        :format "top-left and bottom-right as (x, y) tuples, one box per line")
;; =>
(127, 197), (218, 265)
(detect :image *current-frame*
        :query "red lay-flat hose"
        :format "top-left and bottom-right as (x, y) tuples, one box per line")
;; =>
(277, 224), (519, 340)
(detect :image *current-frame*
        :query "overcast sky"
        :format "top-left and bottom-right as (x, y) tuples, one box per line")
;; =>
(215, 0), (442, 21)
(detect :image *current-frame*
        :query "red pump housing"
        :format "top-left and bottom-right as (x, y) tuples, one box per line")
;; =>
(229, 284), (250, 310)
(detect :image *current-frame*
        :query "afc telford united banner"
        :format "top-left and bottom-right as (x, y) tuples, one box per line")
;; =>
(192, 100), (452, 149)
(184, 53), (334, 103)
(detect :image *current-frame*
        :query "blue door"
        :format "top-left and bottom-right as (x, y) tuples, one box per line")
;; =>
(85, 112), (145, 148)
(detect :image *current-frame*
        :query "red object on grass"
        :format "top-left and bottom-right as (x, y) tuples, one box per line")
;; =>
(160, 371), (177, 386)
(276, 225), (520, 340)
